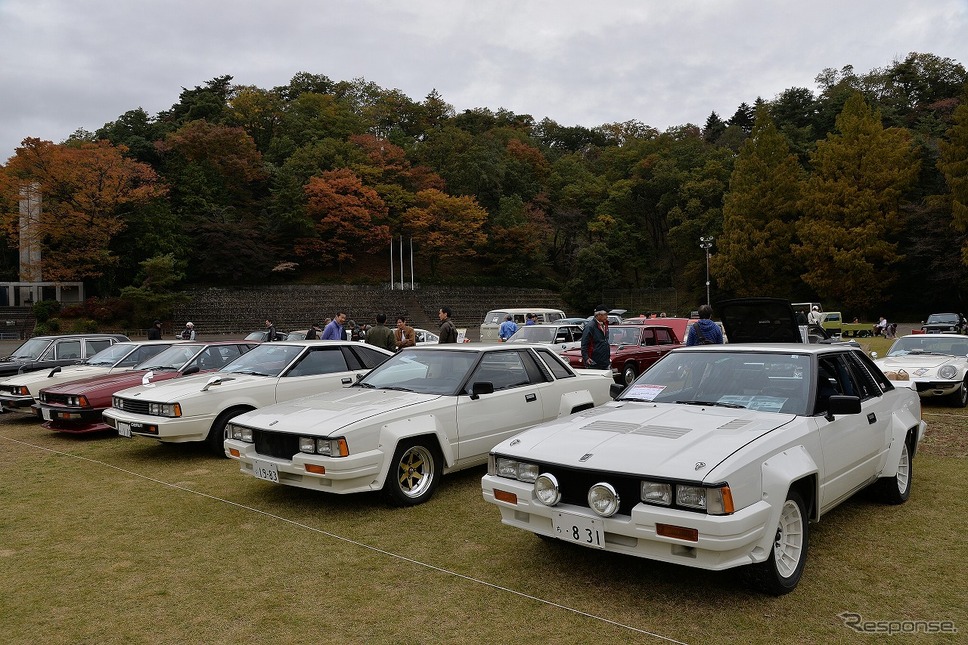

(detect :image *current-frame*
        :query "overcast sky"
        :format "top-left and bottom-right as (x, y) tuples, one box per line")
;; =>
(2, 0), (967, 163)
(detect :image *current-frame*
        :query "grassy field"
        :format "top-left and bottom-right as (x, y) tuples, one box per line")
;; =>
(1, 359), (965, 644)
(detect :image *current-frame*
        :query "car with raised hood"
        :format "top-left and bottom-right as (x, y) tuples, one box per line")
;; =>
(872, 333), (968, 407)
(102, 340), (393, 454)
(481, 298), (926, 595)
(0, 333), (129, 378)
(560, 324), (682, 385)
(224, 344), (614, 506)
(36, 341), (256, 433)
(0, 340), (179, 415)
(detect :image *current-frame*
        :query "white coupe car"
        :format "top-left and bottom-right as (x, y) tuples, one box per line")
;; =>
(224, 344), (615, 505)
(482, 301), (926, 595)
(873, 334), (968, 407)
(102, 341), (393, 454)
(0, 340), (179, 415)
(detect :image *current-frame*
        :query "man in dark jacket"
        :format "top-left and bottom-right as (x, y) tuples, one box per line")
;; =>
(147, 320), (163, 340)
(580, 306), (610, 369)
(365, 314), (396, 352)
(438, 306), (458, 343)
(686, 305), (724, 346)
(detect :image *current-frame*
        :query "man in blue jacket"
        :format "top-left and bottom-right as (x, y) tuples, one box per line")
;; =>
(686, 305), (724, 346)
(322, 312), (347, 340)
(498, 314), (518, 341)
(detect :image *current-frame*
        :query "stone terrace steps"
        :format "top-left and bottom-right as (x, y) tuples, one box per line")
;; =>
(172, 285), (571, 341)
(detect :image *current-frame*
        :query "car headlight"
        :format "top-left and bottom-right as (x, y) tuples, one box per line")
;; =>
(228, 423), (253, 443)
(65, 395), (90, 407)
(298, 437), (349, 457)
(534, 473), (561, 506)
(493, 457), (539, 482)
(588, 482), (620, 517)
(641, 481), (673, 505)
(939, 365), (957, 379)
(676, 484), (734, 515)
(148, 402), (181, 417)
(7, 385), (29, 396)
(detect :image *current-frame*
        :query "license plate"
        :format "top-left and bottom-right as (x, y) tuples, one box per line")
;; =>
(117, 421), (131, 438)
(41, 408), (52, 421)
(251, 459), (280, 483)
(552, 511), (604, 548)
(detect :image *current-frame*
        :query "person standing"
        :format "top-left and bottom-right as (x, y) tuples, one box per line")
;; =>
(305, 322), (322, 340)
(438, 306), (457, 343)
(365, 313), (396, 352)
(322, 312), (347, 340)
(807, 306), (823, 326)
(525, 313), (536, 325)
(264, 319), (276, 342)
(394, 316), (416, 351)
(498, 314), (518, 341)
(180, 322), (196, 340)
(581, 306), (611, 369)
(685, 305), (724, 346)
(147, 320), (163, 340)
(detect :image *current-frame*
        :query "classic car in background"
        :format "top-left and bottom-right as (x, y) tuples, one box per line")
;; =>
(0, 340), (179, 415)
(413, 328), (439, 344)
(505, 323), (584, 351)
(920, 312), (968, 335)
(0, 333), (129, 378)
(224, 344), (614, 506)
(872, 334), (968, 407)
(103, 340), (393, 454)
(37, 341), (256, 433)
(561, 324), (682, 384)
(483, 343), (925, 595)
(480, 308), (567, 342)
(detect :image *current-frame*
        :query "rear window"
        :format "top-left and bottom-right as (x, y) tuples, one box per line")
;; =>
(483, 311), (509, 325)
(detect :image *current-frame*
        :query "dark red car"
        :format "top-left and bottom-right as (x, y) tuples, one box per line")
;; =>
(37, 342), (257, 433)
(562, 324), (682, 385)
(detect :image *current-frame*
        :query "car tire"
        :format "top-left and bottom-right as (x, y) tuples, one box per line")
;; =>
(383, 438), (442, 506)
(946, 379), (968, 408)
(622, 363), (637, 385)
(874, 433), (912, 505)
(745, 490), (808, 596)
(207, 408), (249, 457)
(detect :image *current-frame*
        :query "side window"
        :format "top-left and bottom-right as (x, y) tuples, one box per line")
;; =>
(535, 347), (574, 379)
(120, 344), (166, 368)
(851, 351), (894, 393)
(843, 352), (883, 400)
(56, 340), (82, 360)
(350, 345), (392, 369)
(285, 347), (350, 377)
(642, 330), (656, 346)
(468, 351), (533, 392)
(85, 339), (112, 357)
(655, 329), (673, 345)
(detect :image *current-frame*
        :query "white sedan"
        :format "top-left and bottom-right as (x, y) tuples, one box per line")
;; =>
(482, 343), (925, 595)
(0, 340), (178, 415)
(873, 334), (968, 407)
(224, 344), (614, 505)
(102, 341), (393, 454)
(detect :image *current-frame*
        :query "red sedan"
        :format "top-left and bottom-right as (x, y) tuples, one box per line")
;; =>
(562, 324), (682, 385)
(37, 342), (257, 433)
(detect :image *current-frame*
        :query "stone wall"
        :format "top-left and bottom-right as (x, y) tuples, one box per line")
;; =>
(172, 285), (571, 340)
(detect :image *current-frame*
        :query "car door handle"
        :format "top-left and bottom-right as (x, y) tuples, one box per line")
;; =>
(342, 377), (352, 384)
(525, 393), (537, 402)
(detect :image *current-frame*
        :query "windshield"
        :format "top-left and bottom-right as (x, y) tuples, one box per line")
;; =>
(483, 311), (509, 325)
(926, 314), (959, 325)
(85, 343), (136, 366)
(359, 349), (479, 395)
(135, 344), (204, 370)
(508, 327), (557, 343)
(219, 344), (303, 377)
(9, 338), (53, 360)
(617, 350), (811, 415)
(887, 336), (968, 357)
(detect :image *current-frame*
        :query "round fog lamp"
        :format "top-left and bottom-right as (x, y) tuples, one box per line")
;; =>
(588, 482), (620, 517)
(534, 473), (561, 506)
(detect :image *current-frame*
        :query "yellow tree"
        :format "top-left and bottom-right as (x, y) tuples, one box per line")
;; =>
(401, 189), (488, 277)
(0, 138), (165, 280)
(794, 93), (919, 311)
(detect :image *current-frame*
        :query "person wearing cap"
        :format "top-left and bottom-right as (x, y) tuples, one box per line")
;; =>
(180, 321), (196, 340)
(580, 306), (611, 370)
(807, 305), (823, 325)
(147, 320), (163, 340)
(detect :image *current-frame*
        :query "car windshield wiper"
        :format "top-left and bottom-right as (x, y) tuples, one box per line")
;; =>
(353, 381), (375, 388)
(379, 385), (414, 392)
(228, 369), (271, 376)
(618, 397), (658, 403)
(141, 365), (178, 371)
(676, 399), (746, 409)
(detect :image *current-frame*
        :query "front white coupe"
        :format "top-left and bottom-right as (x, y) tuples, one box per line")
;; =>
(103, 341), (393, 454)
(482, 344), (925, 595)
(224, 344), (614, 505)
(873, 334), (968, 407)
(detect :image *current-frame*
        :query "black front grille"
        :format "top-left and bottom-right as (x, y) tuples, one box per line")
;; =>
(41, 393), (72, 405)
(254, 430), (300, 460)
(115, 398), (151, 415)
(537, 463), (642, 516)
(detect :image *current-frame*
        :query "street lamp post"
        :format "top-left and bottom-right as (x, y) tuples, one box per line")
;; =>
(699, 236), (714, 306)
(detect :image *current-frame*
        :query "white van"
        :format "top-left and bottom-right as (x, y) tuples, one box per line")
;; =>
(480, 308), (566, 343)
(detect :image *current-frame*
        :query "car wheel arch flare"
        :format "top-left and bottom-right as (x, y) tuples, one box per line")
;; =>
(758, 448), (820, 554)
(376, 417), (454, 482)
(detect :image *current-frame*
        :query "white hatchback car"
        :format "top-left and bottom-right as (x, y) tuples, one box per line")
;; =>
(103, 341), (393, 454)
(873, 334), (968, 407)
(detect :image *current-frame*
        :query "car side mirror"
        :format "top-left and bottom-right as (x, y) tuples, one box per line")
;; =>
(183, 365), (200, 376)
(609, 383), (626, 399)
(869, 351), (878, 358)
(826, 395), (861, 420)
(470, 381), (494, 399)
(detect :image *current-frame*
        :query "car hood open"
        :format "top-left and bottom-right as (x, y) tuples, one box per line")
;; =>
(493, 401), (795, 481)
(230, 388), (441, 435)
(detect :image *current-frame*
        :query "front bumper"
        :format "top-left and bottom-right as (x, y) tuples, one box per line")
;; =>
(225, 438), (386, 495)
(481, 474), (774, 571)
(102, 408), (214, 443)
(38, 405), (108, 433)
(893, 379), (962, 397)
(0, 393), (41, 415)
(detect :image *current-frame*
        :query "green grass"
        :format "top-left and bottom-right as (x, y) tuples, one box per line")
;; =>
(1, 406), (966, 644)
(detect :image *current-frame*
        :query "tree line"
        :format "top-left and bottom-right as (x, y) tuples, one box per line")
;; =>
(1, 51), (966, 321)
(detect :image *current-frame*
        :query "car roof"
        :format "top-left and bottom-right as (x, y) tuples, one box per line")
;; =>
(674, 343), (853, 355)
(28, 333), (129, 341)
